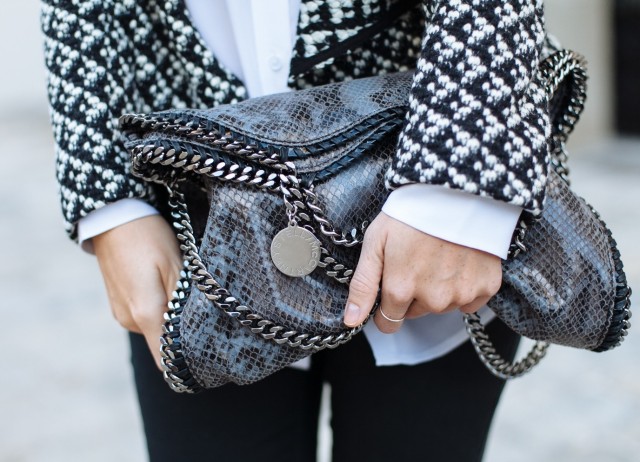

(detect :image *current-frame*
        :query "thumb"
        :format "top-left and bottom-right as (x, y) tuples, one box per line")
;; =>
(344, 223), (385, 327)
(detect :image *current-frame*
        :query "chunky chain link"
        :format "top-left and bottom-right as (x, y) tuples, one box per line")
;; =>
(463, 313), (550, 379)
(160, 265), (203, 393)
(539, 50), (588, 184)
(127, 128), (370, 391)
(507, 218), (529, 259)
(168, 186), (365, 348)
(303, 186), (366, 247)
(463, 49), (588, 379)
(274, 170), (367, 247)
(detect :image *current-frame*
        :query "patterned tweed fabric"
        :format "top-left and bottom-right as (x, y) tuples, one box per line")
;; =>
(41, 0), (548, 239)
(389, 1), (549, 214)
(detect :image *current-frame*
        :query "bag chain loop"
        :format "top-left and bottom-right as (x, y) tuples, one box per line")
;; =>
(461, 50), (588, 378)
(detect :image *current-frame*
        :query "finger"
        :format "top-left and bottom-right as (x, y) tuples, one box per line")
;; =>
(151, 268), (182, 370)
(374, 281), (413, 334)
(459, 295), (492, 314)
(153, 262), (183, 370)
(97, 249), (147, 334)
(99, 267), (143, 333)
(132, 296), (169, 371)
(374, 302), (410, 333)
(344, 225), (385, 327)
(109, 300), (143, 333)
(131, 266), (175, 370)
(141, 311), (165, 370)
(408, 294), (461, 316)
(405, 299), (428, 319)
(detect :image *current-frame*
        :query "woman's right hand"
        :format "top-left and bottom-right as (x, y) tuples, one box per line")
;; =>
(93, 215), (183, 369)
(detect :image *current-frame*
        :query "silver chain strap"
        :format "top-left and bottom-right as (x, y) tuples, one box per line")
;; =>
(304, 186), (366, 247)
(463, 313), (550, 379)
(462, 50), (587, 379)
(166, 182), (365, 352)
(160, 265), (201, 393)
(129, 138), (370, 391)
(539, 50), (588, 183)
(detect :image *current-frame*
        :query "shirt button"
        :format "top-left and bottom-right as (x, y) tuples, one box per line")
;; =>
(268, 56), (283, 72)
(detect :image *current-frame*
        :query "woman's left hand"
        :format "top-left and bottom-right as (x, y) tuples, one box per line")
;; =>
(343, 212), (503, 333)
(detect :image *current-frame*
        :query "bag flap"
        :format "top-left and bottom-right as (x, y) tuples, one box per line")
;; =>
(120, 72), (412, 155)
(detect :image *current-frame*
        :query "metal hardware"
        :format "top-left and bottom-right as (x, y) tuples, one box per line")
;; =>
(160, 264), (203, 393)
(270, 225), (322, 277)
(508, 218), (529, 259)
(379, 307), (406, 323)
(538, 49), (588, 184)
(465, 49), (591, 379)
(463, 313), (550, 379)
(129, 131), (373, 392)
(304, 186), (365, 247)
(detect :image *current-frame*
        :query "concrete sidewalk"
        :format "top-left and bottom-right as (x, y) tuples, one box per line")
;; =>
(1, 111), (638, 462)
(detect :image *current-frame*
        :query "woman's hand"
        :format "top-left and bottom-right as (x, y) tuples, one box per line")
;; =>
(344, 212), (502, 333)
(93, 215), (182, 369)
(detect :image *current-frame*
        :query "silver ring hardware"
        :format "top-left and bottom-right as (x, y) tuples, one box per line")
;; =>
(379, 307), (406, 323)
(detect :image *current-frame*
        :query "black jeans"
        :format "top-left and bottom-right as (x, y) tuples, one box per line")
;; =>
(130, 319), (519, 462)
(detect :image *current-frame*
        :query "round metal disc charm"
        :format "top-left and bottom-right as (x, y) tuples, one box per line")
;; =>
(270, 226), (321, 277)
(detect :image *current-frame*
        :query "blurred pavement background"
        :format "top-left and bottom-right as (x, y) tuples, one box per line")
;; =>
(1, 1), (638, 461)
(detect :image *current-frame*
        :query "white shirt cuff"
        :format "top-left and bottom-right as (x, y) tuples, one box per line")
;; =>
(382, 185), (522, 259)
(77, 199), (160, 254)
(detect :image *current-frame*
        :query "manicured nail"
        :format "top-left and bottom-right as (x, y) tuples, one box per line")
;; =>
(344, 303), (361, 326)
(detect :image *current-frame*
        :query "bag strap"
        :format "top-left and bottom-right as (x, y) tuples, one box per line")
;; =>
(464, 313), (550, 379)
(128, 117), (381, 392)
(463, 49), (588, 380)
(159, 182), (371, 393)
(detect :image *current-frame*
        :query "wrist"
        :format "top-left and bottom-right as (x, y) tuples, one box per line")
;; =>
(78, 198), (159, 254)
(382, 184), (522, 259)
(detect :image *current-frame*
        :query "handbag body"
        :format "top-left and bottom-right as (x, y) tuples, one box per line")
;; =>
(120, 51), (631, 392)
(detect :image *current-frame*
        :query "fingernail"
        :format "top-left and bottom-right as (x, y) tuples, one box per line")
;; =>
(344, 303), (361, 326)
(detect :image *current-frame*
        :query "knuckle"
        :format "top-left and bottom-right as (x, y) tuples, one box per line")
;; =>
(130, 304), (161, 328)
(112, 308), (137, 331)
(405, 300), (427, 318)
(424, 292), (451, 313)
(485, 277), (502, 297)
(460, 303), (482, 314)
(349, 274), (378, 298)
(381, 284), (414, 306)
(455, 290), (477, 308)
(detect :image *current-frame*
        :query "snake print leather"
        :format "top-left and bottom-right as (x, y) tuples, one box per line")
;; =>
(120, 68), (631, 389)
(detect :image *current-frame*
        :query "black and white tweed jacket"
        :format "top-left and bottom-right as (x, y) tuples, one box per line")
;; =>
(41, 0), (549, 240)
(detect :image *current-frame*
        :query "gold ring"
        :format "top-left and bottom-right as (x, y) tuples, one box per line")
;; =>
(379, 307), (406, 323)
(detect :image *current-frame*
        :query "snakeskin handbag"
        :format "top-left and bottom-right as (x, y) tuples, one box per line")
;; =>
(120, 50), (631, 392)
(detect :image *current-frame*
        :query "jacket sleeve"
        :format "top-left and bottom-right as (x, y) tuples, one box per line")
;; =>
(41, 0), (154, 240)
(387, 0), (549, 216)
